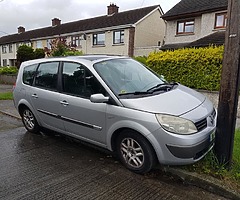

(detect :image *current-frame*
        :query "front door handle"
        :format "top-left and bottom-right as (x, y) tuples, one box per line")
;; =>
(60, 100), (69, 106)
(32, 94), (38, 99)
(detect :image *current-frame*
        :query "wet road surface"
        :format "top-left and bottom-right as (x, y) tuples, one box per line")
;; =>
(0, 113), (227, 200)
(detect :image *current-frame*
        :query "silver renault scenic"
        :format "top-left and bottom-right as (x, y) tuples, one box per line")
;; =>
(13, 55), (216, 173)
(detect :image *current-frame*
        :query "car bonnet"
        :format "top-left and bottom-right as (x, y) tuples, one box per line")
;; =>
(119, 84), (206, 116)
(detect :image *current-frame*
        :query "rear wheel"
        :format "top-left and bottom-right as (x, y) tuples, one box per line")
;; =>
(116, 130), (156, 174)
(21, 107), (40, 133)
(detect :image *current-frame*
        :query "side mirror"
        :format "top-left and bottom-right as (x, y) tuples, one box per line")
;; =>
(90, 94), (110, 103)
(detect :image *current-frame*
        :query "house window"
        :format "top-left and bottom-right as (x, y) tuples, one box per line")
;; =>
(47, 39), (51, 49)
(71, 36), (81, 47)
(177, 20), (194, 34)
(113, 30), (124, 44)
(3, 59), (7, 66)
(2, 45), (7, 53)
(9, 44), (13, 53)
(93, 33), (105, 45)
(36, 41), (43, 48)
(215, 12), (227, 29)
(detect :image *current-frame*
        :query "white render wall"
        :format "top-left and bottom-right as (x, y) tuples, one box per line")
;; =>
(164, 16), (202, 44)
(164, 10), (227, 45)
(0, 44), (17, 66)
(135, 9), (165, 47)
(82, 30), (129, 56)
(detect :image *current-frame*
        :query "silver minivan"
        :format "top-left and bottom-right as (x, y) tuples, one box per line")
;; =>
(13, 55), (216, 173)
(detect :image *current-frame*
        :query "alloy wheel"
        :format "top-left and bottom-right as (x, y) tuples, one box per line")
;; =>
(120, 137), (144, 168)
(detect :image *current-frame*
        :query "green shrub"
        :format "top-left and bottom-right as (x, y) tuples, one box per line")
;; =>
(64, 50), (83, 56)
(0, 66), (18, 75)
(134, 56), (147, 65)
(147, 46), (224, 91)
(34, 48), (45, 59)
(17, 45), (35, 68)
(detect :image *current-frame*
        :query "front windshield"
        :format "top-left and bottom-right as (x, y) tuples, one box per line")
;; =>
(94, 58), (165, 95)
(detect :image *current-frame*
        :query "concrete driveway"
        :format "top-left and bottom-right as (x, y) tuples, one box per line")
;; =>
(0, 113), (227, 200)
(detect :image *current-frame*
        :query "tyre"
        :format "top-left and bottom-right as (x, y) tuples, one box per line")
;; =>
(116, 130), (156, 174)
(21, 107), (40, 133)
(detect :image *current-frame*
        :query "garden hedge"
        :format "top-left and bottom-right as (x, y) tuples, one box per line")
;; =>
(0, 66), (18, 75)
(146, 46), (224, 91)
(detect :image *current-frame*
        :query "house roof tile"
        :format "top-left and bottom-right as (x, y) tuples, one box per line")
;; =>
(0, 5), (159, 45)
(162, 0), (228, 20)
(160, 31), (225, 50)
(188, 30), (225, 47)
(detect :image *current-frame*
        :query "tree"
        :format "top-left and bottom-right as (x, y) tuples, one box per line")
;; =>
(16, 45), (46, 68)
(46, 37), (83, 57)
(16, 45), (35, 68)
(34, 48), (45, 59)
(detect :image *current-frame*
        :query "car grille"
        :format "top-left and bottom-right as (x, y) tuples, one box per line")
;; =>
(211, 109), (216, 118)
(194, 109), (216, 132)
(195, 118), (207, 132)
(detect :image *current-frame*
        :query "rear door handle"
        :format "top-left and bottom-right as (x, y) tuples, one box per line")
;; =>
(32, 94), (38, 99)
(60, 100), (69, 106)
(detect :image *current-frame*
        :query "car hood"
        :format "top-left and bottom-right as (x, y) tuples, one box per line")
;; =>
(119, 84), (206, 116)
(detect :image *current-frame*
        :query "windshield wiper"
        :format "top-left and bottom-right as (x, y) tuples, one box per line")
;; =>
(118, 91), (152, 96)
(147, 82), (178, 93)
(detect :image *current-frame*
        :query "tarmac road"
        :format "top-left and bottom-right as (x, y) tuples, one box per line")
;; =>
(0, 113), (227, 200)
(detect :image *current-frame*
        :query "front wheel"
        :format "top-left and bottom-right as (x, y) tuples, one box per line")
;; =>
(21, 107), (40, 133)
(116, 130), (156, 174)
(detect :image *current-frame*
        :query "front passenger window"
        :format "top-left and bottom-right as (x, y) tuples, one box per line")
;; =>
(62, 62), (106, 98)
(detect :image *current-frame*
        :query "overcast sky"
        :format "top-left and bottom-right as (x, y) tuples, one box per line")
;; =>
(0, 0), (180, 36)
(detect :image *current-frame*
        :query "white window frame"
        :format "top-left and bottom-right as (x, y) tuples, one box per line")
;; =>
(2, 45), (7, 54)
(36, 41), (43, 48)
(9, 44), (13, 53)
(71, 36), (81, 47)
(113, 30), (124, 44)
(93, 33), (105, 46)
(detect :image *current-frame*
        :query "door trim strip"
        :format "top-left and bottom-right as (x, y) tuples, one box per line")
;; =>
(37, 109), (102, 131)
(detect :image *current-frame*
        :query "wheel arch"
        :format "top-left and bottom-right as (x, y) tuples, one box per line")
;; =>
(17, 100), (41, 126)
(110, 126), (157, 159)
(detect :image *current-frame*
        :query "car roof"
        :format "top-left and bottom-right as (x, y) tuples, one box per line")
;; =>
(21, 55), (128, 67)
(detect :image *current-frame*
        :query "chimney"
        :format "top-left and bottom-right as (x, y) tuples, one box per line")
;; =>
(52, 18), (61, 26)
(107, 3), (119, 15)
(18, 26), (25, 34)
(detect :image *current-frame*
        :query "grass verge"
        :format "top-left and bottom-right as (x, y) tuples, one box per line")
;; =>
(184, 130), (240, 191)
(0, 92), (13, 100)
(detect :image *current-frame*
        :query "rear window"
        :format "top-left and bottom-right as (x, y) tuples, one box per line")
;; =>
(23, 64), (38, 85)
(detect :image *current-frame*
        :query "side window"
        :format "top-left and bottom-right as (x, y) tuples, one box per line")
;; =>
(23, 64), (38, 85)
(35, 62), (59, 90)
(62, 62), (106, 98)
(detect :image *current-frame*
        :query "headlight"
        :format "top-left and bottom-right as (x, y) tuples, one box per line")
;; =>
(156, 114), (197, 135)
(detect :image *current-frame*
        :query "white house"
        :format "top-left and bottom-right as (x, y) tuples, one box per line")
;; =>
(160, 0), (227, 50)
(0, 4), (166, 66)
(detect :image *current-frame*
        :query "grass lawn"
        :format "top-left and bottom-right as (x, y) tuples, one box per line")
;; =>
(232, 129), (240, 179)
(184, 130), (240, 191)
(0, 92), (13, 100)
